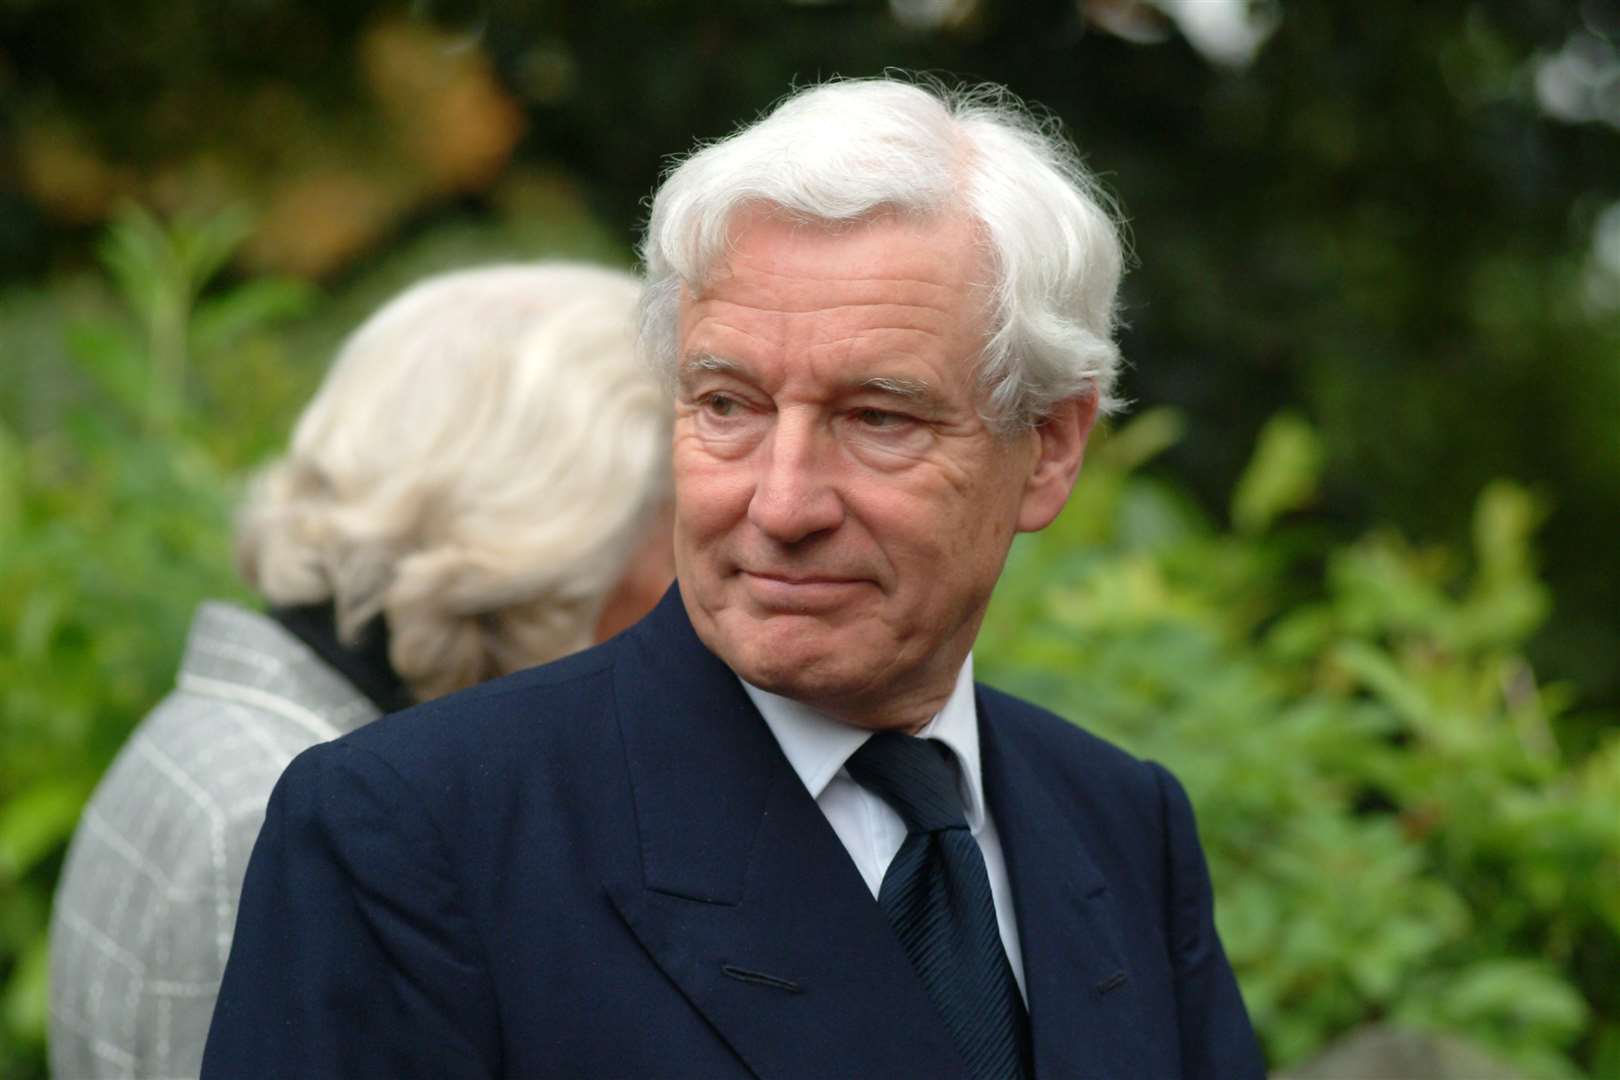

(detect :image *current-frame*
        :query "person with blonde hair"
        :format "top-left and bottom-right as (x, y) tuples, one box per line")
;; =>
(49, 261), (673, 1080)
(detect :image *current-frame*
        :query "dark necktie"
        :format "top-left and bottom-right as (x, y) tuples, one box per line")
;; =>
(845, 731), (1033, 1080)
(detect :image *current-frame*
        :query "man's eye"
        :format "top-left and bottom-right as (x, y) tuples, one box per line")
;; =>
(853, 408), (909, 429)
(702, 393), (740, 417)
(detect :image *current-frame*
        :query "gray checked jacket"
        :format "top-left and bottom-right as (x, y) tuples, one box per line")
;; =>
(48, 602), (381, 1080)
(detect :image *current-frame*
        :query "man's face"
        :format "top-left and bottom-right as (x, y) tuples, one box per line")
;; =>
(672, 209), (1089, 730)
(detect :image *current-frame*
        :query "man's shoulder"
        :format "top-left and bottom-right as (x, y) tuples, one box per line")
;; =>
(977, 682), (1145, 768)
(319, 635), (626, 788)
(975, 681), (1168, 812)
(263, 634), (646, 869)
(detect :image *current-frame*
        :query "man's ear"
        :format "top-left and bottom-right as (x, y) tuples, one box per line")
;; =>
(1015, 393), (1099, 534)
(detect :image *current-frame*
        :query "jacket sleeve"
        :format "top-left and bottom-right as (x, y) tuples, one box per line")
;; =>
(1149, 761), (1268, 1080)
(201, 740), (501, 1078)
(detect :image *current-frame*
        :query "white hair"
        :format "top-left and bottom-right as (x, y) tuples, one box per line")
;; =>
(638, 76), (1126, 431)
(235, 262), (670, 701)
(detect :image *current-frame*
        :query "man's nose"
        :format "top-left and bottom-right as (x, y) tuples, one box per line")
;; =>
(746, 414), (844, 544)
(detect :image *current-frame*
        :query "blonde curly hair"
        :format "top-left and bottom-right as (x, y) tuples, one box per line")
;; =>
(234, 262), (670, 702)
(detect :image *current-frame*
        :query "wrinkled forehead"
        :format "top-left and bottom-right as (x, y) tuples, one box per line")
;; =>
(672, 208), (1001, 412)
(679, 204), (996, 325)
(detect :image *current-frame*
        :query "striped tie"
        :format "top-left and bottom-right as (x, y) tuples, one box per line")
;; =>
(846, 731), (1033, 1080)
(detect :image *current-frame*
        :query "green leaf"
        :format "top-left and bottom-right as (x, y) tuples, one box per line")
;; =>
(1231, 412), (1323, 535)
(65, 320), (149, 422)
(0, 778), (93, 879)
(1, 929), (49, 1050)
(191, 277), (318, 354)
(1425, 959), (1588, 1041)
(0, 422), (20, 546)
(1094, 406), (1185, 472)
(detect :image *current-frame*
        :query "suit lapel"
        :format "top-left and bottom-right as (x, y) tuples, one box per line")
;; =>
(979, 691), (1138, 1080)
(604, 587), (968, 1080)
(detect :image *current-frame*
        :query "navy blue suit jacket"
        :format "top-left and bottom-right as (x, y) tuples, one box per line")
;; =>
(203, 586), (1263, 1078)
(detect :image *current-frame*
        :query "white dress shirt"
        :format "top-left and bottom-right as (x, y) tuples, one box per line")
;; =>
(741, 654), (1027, 998)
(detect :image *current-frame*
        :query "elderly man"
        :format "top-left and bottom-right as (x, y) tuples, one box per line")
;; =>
(203, 77), (1264, 1079)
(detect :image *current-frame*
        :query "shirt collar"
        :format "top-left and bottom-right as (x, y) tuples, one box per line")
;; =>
(741, 654), (986, 831)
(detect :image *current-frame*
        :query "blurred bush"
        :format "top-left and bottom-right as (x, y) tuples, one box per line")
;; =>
(0, 207), (315, 1074)
(4, 11), (525, 278)
(3, 1), (1619, 1068)
(0, 201), (629, 1077)
(980, 410), (1620, 1079)
(4, 208), (1613, 1077)
(4, 1), (1615, 715)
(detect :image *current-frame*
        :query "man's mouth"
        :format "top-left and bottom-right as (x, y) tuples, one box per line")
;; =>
(737, 569), (871, 609)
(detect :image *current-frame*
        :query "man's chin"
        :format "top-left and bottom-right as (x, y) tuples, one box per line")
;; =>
(730, 646), (846, 699)
(713, 625), (850, 697)
(688, 596), (865, 690)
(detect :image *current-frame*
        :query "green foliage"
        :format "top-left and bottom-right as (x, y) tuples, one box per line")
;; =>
(0, 210), (313, 1075)
(0, 4), (1607, 1075)
(0, 201), (627, 1076)
(980, 412), (1620, 1077)
(1230, 412), (1324, 535)
(1, 197), (1613, 1077)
